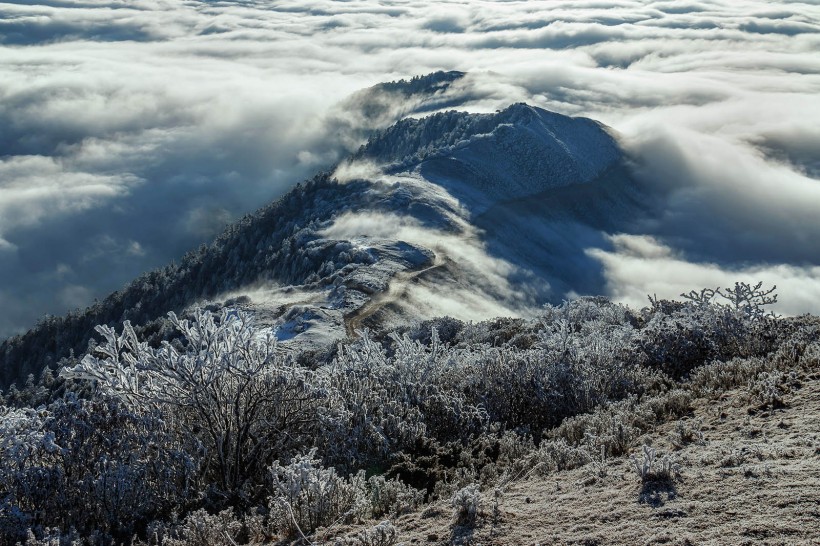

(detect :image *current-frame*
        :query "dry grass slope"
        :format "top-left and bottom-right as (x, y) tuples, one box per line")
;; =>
(323, 346), (820, 545)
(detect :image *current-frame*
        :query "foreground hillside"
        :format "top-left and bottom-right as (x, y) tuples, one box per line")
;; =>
(2, 284), (818, 544)
(325, 341), (820, 545)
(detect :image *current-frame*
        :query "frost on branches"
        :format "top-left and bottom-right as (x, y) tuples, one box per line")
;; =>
(63, 308), (329, 497)
(0, 284), (795, 544)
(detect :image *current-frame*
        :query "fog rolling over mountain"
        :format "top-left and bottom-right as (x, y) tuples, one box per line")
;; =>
(0, 70), (816, 387)
(0, 93), (651, 385)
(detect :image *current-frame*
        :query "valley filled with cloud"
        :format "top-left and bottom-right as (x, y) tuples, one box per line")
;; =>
(1, 0), (818, 338)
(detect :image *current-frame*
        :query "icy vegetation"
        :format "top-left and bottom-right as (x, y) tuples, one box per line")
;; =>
(2, 283), (817, 544)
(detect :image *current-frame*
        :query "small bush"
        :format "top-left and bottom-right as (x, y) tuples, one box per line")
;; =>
(450, 484), (481, 526)
(364, 474), (424, 518)
(269, 450), (363, 538)
(533, 439), (592, 473)
(749, 370), (798, 410)
(630, 445), (678, 483)
(161, 509), (243, 546)
(344, 520), (400, 546)
(671, 418), (704, 449)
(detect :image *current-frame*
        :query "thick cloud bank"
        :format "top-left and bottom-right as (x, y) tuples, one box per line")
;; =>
(1, 0), (819, 337)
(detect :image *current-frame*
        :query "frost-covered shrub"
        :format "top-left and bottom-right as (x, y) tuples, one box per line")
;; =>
(161, 509), (243, 546)
(550, 397), (645, 457)
(494, 430), (536, 468)
(450, 484), (481, 526)
(343, 520), (400, 546)
(324, 329), (488, 467)
(16, 527), (81, 546)
(534, 298), (647, 418)
(405, 317), (464, 345)
(630, 445), (678, 483)
(671, 418), (704, 449)
(364, 475), (424, 518)
(2, 284), (800, 542)
(0, 395), (192, 544)
(771, 317), (820, 367)
(457, 298), (652, 435)
(749, 370), (798, 410)
(533, 439), (592, 473)
(62, 309), (329, 501)
(639, 284), (780, 380)
(687, 356), (773, 396)
(681, 282), (778, 321)
(547, 388), (694, 463)
(640, 389), (693, 422)
(0, 407), (57, 528)
(268, 450), (363, 538)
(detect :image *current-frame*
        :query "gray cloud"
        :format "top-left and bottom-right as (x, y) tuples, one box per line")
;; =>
(1, 0), (819, 337)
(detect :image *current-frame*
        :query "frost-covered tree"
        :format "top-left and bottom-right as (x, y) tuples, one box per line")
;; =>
(62, 308), (329, 503)
(0, 283), (792, 543)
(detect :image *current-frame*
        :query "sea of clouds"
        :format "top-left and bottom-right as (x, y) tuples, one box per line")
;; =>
(1, 0), (818, 337)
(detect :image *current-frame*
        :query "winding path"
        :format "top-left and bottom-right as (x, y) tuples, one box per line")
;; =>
(344, 252), (446, 338)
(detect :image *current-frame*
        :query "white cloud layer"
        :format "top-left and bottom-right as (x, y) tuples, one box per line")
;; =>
(588, 234), (820, 316)
(1, 0), (818, 335)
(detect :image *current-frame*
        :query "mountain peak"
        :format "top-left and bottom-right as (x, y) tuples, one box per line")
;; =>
(2, 99), (635, 385)
(350, 104), (622, 212)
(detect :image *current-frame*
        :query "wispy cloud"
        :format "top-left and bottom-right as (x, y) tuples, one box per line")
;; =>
(588, 234), (820, 315)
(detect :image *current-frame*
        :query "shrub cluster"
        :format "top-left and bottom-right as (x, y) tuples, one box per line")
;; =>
(0, 285), (808, 544)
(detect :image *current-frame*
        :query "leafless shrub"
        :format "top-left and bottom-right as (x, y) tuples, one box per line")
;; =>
(719, 446), (764, 468)
(681, 281), (778, 321)
(345, 520), (400, 546)
(749, 370), (798, 410)
(550, 397), (644, 457)
(671, 418), (704, 449)
(688, 356), (772, 397)
(5, 283), (804, 543)
(363, 474), (424, 518)
(161, 509), (243, 546)
(533, 439), (592, 473)
(269, 450), (364, 538)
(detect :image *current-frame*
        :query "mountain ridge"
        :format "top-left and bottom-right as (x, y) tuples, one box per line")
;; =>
(0, 101), (647, 387)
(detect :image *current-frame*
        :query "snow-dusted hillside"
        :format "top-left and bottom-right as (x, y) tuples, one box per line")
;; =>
(3, 81), (817, 546)
(235, 103), (649, 348)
